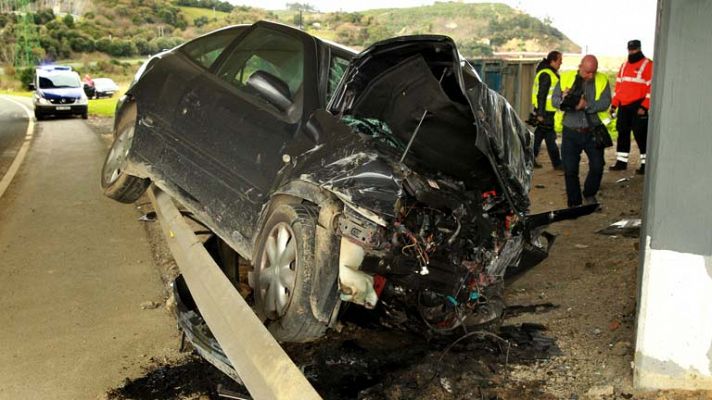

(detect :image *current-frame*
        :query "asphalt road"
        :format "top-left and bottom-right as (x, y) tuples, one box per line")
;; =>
(0, 104), (179, 399)
(0, 97), (30, 179)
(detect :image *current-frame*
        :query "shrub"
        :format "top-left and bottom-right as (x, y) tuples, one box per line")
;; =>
(19, 67), (34, 88)
(70, 36), (95, 52)
(194, 16), (209, 27)
(63, 14), (74, 28)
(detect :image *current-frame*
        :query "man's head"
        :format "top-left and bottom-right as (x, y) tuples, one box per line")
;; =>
(578, 55), (598, 81)
(546, 50), (563, 71)
(627, 39), (642, 55)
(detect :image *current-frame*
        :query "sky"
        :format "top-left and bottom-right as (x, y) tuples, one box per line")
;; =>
(225, 0), (658, 56)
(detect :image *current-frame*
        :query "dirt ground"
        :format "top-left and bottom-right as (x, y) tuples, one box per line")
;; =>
(87, 117), (712, 400)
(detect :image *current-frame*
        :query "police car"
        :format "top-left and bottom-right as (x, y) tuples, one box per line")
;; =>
(31, 65), (88, 120)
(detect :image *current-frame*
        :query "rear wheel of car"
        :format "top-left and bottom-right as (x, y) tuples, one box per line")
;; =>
(252, 203), (327, 342)
(100, 103), (149, 203)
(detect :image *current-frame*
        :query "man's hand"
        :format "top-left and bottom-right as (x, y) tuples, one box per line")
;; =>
(537, 115), (544, 123)
(637, 107), (648, 116)
(576, 96), (588, 111)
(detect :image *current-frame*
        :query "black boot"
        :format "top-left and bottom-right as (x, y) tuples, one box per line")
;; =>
(609, 160), (627, 171)
(636, 164), (645, 175)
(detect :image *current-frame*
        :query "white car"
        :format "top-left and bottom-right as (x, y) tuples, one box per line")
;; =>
(93, 78), (119, 98)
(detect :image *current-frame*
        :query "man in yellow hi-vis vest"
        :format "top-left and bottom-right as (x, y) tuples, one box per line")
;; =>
(530, 51), (563, 170)
(552, 55), (611, 207)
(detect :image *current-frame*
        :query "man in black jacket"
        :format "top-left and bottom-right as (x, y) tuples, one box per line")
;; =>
(530, 51), (563, 170)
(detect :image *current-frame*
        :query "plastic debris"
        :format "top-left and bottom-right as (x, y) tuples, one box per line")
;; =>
(138, 211), (157, 221)
(597, 219), (641, 238)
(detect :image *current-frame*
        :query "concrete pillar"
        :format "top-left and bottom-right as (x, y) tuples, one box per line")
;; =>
(634, 0), (712, 390)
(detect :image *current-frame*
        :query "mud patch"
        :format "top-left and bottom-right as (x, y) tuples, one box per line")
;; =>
(106, 322), (560, 400)
(106, 355), (246, 400)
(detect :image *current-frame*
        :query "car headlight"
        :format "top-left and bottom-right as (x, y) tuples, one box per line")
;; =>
(76, 94), (88, 105)
(35, 95), (51, 105)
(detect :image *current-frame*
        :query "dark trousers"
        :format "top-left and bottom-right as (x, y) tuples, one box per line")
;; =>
(533, 125), (562, 167)
(561, 127), (605, 207)
(615, 100), (648, 163)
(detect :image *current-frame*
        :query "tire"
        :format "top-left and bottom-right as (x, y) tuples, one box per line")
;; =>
(81, 112), (88, 120)
(34, 110), (44, 121)
(252, 203), (327, 342)
(100, 102), (149, 203)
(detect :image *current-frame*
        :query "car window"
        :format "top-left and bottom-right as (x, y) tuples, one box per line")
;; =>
(181, 27), (245, 69)
(327, 54), (350, 103)
(217, 27), (304, 100)
(38, 73), (81, 89)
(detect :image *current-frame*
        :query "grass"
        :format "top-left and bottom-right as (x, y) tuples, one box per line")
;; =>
(88, 97), (119, 117)
(179, 6), (229, 24)
(0, 89), (32, 97)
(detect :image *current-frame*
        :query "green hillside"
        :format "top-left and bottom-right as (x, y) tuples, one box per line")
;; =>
(0, 0), (578, 88)
(179, 6), (229, 25)
(273, 2), (580, 54)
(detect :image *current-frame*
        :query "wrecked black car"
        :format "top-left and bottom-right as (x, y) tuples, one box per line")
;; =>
(102, 21), (594, 344)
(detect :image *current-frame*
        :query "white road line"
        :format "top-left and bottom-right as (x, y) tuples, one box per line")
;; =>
(0, 96), (34, 199)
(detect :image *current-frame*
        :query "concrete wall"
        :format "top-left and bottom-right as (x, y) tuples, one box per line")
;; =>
(635, 0), (712, 390)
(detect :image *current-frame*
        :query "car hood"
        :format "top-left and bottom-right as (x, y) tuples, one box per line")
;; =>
(38, 87), (84, 99)
(327, 35), (533, 213)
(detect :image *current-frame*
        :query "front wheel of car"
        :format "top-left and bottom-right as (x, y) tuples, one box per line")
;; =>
(252, 203), (327, 343)
(100, 103), (149, 203)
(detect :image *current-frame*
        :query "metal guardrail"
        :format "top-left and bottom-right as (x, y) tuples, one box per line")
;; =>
(148, 186), (322, 400)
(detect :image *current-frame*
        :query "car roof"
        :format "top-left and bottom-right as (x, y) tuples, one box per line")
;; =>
(36, 65), (75, 77)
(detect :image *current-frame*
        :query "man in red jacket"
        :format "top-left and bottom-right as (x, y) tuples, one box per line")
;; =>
(609, 39), (653, 174)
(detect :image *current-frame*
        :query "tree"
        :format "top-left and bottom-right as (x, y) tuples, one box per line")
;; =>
(33, 9), (55, 25)
(286, 3), (317, 12)
(63, 14), (74, 28)
(193, 16), (209, 27)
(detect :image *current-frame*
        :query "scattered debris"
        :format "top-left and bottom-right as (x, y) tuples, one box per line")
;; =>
(597, 219), (641, 238)
(505, 303), (559, 319)
(535, 184), (546, 189)
(138, 211), (157, 222)
(574, 244), (589, 249)
(608, 320), (621, 331)
(615, 177), (630, 184)
(439, 377), (453, 393)
(140, 301), (160, 310)
(585, 384), (614, 398)
(611, 341), (631, 356)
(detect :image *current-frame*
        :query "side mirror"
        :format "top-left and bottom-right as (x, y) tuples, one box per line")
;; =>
(246, 71), (293, 113)
(28, 83), (36, 91)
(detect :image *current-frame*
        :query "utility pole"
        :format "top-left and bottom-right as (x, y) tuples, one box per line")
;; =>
(13, 0), (41, 67)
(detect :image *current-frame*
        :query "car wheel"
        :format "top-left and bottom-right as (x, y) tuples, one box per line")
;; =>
(252, 203), (327, 342)
(81, 112), (88, 120)
(34, 111), (43, 121)
(100, 103), (149, 203)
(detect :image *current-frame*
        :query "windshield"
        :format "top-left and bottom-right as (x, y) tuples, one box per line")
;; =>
(38, 73), (81, 89)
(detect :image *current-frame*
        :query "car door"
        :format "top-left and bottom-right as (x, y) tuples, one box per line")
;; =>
(151, 26), (247, 201)
(176, 23), (317, 240)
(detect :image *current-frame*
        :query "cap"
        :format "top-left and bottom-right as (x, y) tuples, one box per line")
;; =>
(627, 40), (641, 50)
